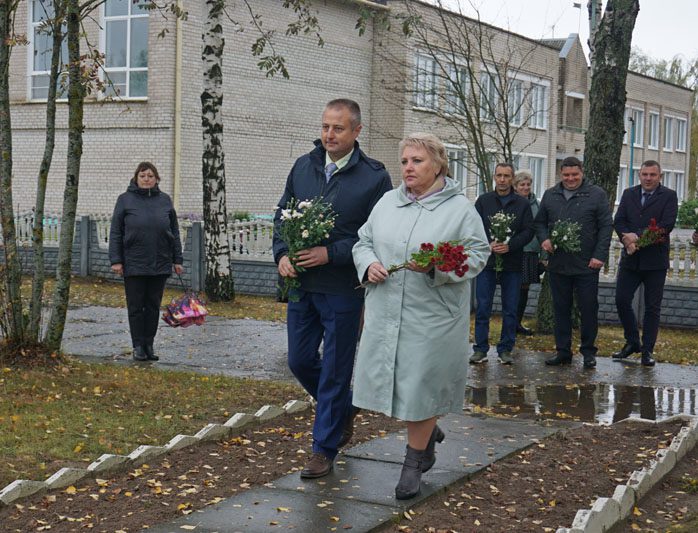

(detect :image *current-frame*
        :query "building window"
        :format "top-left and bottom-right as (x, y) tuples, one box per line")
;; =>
(103, 0), (149, 98)
(676, 118), (687, 152)
(29, 0), (68, 100)
(675, 171), (685, 200)
(648, 112), (659, 149)
(529, 83), (547, 130)
(447, 148), (467, 191)
(479, 72), (499, 122)
(623, 108), (644, 146)
(664, 170), (674, 191)
(615, 166), (628, 204)
(528, 156), (546, 199)
(414, 54), (437, 109)
(445, 64), (467, 115)
(663, 116), (674, 151)
(508, 80), (523, 126)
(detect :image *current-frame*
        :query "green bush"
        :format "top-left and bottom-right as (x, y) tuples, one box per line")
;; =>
(677, 199), (698, 229)
(230, 210), (252, 221)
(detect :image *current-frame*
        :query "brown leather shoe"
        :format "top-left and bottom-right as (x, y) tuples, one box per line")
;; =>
(300, 452), (333, 479)
(337, 407), (361, 449)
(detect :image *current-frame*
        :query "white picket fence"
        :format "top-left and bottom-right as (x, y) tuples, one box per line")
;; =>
(2, 212), (696, 284)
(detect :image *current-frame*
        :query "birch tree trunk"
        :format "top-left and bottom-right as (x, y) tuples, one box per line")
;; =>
(583, 0), (640, 206)
(0, 1), (25, 342)
(201, 0), (234, 301)
(45, 0), (84, 350)
(29, 10), (64, 341)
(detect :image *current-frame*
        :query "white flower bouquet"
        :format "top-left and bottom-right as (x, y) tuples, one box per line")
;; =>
(550, 219), (582, 253)
(277, 197), (337, 301)
(488, 211), (517, 272)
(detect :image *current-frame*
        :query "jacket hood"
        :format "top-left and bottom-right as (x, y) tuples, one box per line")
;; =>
(127, 182), (161, 196)
(396, 177), (464, 211)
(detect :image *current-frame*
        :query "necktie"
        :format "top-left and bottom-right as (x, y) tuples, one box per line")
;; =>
(641, 192), (650, 206)
(325, 162), (338, 183)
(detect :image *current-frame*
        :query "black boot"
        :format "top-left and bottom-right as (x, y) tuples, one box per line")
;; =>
(545, 353), (572, 366)
(144, 343), (159, 361)
(133, 345), (148, 361)
(641, 352), (656, 366)
(395, 445), (426, 500)
(421, 425), (445, 473)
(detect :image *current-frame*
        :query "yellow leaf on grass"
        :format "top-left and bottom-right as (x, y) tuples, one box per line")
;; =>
(73, 443), (84, 453)
(65, 486), (77, 495)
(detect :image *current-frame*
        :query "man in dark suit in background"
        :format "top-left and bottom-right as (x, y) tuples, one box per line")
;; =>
(612, 160), (678, 366)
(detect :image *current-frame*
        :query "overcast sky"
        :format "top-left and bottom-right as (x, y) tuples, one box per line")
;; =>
(439, 0), (698, 63)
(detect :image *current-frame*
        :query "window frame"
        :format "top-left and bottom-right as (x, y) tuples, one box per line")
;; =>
(100, 0), (150, 101)
(444, 63), (468, 116)
(528, 83), (547, 130)
(676, 118), (687, 152)
(446, 146), (467, 192)
(478, 71), (498, 122)
(674, 171), (685, 200)
(27, 0), (69, 102)
(527, 155), (546, 199)
(648, 111), (660, 150)
(413, 53), (438, 110)
(507, 79), (523, 126)
(663, 116), (674, 152)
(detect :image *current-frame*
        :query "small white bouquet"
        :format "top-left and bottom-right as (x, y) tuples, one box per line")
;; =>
(277, 197), (336, 301)
(488, 211), (517, 272)
(550, 219), (582, 253)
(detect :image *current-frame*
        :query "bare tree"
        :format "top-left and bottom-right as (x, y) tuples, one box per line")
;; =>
(372, 0), (555, 192)
(583, 0), (640, 206)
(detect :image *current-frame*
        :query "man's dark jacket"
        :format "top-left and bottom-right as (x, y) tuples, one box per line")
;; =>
(109, 183), (183, 277)
(614, 184), (678, 271)
(273, 140), (393, 296)
(534, 179), (613, 276)
(474, 189), (534, 272)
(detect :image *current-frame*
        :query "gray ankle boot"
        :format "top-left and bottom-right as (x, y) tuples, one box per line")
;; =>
(395, 445), (426, 500)
(421, 425), (445, 473)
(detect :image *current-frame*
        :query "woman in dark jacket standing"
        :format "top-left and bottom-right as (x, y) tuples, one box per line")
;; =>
(109, 162), (184, 361)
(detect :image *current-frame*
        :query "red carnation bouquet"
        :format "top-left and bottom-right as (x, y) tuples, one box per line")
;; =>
(358, 240), (469, 288)
(635, 218), (666, 250)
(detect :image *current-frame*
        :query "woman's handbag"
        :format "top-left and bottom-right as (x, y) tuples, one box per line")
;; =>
(161, 275), (208, 328)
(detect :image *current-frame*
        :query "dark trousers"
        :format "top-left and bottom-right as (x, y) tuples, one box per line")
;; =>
(548, 271), (599, 358)
(615, 268), (667, 354)
(287, 291), (363, 460)
(124, 275), (168, 348)
(474, 269), (522, 354)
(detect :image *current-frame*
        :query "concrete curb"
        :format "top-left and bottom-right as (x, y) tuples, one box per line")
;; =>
(0, 399), (311, 507)
(555, 414), (698, 533)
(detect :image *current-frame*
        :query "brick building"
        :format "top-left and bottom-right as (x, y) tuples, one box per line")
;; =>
(7, 0), (692, 217)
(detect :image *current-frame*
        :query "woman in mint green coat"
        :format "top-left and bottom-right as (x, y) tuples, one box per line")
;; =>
(352, 133), (490, 500)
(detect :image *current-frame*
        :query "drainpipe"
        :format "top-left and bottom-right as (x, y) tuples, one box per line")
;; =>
(172, 0), (183, 210)
(628, 116), (635, 186)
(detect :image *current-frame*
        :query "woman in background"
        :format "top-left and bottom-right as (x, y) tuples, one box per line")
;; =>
(109, 162), (183, 361)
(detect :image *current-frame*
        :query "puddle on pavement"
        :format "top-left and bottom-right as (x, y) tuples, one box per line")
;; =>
(466, 383), (698, 423)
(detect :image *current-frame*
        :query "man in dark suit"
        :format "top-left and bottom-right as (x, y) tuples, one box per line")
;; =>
(273, 99), (393, 478)
(612, 160), (678, 366)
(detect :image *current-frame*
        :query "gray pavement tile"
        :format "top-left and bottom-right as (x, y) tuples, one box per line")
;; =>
(143, 487), (393, 533)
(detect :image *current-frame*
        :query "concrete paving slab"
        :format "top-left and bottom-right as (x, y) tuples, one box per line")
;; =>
(345, 413), (568, 471)
(144, 486), (394, 533)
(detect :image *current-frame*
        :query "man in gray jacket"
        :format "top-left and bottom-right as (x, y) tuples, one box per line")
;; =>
(534, 157), (613, 368)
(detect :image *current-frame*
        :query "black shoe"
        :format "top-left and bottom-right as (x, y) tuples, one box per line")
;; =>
(143, 343), (159, 361)
(132, 346), (148, 361)
(421, 425), (445, 473)
(337, 406), (361, 449)
(395, 445), (425, 500)
(583, 355), (597, 369)
(516, 324), (534, 336)
(545, 353), (572, 366)
(641, 352), (656, 366)
(612, 343), (641, 360)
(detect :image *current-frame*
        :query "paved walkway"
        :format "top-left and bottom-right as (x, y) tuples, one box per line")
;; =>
(60, 306), (698, 532)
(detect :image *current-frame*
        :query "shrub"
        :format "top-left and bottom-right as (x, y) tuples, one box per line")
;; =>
(677, 198), (698, 229)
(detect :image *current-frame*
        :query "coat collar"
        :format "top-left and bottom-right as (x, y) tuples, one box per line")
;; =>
(552, 178), (591, 197)
(395, 177), (464, 210)
(310, 139), (362, 173)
